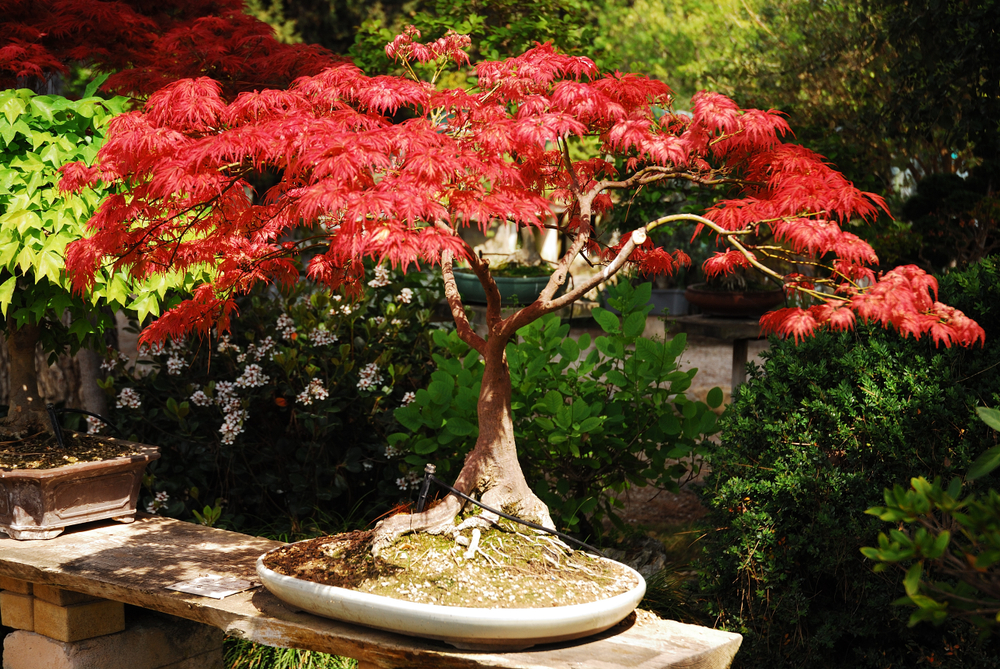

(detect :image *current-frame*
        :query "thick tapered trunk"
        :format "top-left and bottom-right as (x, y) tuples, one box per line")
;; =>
(3, 319), (48, 435)
(373, 331), (553, 551)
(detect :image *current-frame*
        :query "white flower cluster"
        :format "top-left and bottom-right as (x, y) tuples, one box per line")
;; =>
(297, 378), (329, 406)
(116, 387), (141, 409)
(372, 316), (386, 327)
(101, 351), (130, 373)
(235, 364), (269, 388)
(310, 328), (338, 346)
(166, 355), (187, 375)
(213, 381), (245, 445)
(215, 381), (240, 411)
(367, 265), (391, 288)
(190, 390), (212, 407)
(328, 294), (354, 317)
(396, 470), (421, 490)
(191, 380), (247, 445)
(357, 363), (384, 391)
(391, 318), (404, 327)
(401, 391), (416, 406)
(237, 336), (277, 363)
(142, 341), (166, 357)
(398, 287), (413, 304)
(217, 334), (240, 354)
(220, 409), (246, 445)
(145, 490), (170, 514)
(86, 415), (104, 435)
(276, 313), (296, 340)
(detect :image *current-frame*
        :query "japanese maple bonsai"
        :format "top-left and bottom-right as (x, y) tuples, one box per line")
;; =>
(62, 28), (984, 559)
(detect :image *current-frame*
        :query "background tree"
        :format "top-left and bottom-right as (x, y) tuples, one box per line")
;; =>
(63, 29), (983, 547)
(0, 0), (334, 98)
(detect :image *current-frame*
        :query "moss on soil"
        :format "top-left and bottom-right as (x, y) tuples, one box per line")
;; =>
(263, 520), (640, 609)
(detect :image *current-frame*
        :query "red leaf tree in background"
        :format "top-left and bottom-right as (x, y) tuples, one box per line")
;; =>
(0, 0), (333, 97)
(63, 28), (985, 546)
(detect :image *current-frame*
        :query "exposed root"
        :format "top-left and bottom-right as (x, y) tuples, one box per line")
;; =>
(372, 494), (463, 557)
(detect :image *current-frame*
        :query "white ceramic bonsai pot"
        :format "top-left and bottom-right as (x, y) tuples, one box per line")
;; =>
(257, 544), (646, 651)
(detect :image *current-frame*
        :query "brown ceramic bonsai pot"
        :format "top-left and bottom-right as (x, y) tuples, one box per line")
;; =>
(0, 441), (159, 540)
(684, 283), (785, 318)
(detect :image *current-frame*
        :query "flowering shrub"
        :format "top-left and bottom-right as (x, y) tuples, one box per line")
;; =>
(103, 265), (445, 528)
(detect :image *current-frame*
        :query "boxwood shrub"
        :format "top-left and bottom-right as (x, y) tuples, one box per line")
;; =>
(697, 258), (1000, 668)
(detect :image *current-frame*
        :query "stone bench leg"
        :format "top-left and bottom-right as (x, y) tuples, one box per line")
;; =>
(0, 578), (223, 669)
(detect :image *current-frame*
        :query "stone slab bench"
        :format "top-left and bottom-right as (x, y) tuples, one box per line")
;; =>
(0, 515), (741, 668)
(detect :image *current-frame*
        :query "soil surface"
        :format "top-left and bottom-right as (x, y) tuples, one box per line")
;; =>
(0, 431), (143, 470)
(264, 523), (640, 609)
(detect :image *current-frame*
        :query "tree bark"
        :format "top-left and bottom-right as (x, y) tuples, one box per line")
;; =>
(3, 319), (48, 435)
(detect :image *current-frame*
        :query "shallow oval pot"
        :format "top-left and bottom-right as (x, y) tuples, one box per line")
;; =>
(0, 442), (159, 540)
(257, 543), (646, 651)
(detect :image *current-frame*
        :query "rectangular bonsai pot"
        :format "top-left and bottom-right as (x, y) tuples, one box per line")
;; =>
(0, 441), (159, 540)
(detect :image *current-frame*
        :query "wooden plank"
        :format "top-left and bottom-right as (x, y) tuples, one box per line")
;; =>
(0, 516), (741, 668)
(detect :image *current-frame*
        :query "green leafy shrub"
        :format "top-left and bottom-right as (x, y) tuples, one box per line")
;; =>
(0, 86), (198, 365)
(103, 266), (445, 529)
(862, 406), (1000, 630)
(696, 258), (1000, 667)
(391, 281), (721, 537)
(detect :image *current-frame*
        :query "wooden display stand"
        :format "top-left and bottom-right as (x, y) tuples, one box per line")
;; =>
(0, 515), (742, 669)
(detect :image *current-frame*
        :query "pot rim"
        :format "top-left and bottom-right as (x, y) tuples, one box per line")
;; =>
(0, 442), (159, 479)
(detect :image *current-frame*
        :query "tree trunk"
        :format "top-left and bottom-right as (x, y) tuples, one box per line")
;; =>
(3, 319), (48, 435)
(373, 325), (553, 551)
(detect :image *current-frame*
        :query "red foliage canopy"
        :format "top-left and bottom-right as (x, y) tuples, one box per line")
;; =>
(0, 0), (333, 97)
(61, 28), (984, 348)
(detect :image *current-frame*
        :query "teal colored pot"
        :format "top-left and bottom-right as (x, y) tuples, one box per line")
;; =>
(453, 270), (552, 306)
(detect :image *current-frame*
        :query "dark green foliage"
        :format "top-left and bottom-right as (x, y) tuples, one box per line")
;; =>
(391, 281), (721, 538)
(697, 258), (1000, 667)
(103, 267), (444, 531)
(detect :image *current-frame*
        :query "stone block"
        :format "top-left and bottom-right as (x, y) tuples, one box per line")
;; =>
(33, 597), (125, 642)
(0, 591), (33, 631)
(0, 577), (32, 595)
(3, 611), (224, 669)
(33, 584), (97, 607)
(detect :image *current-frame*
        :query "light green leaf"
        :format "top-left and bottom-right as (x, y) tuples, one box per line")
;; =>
(0, 91), (26, 124)
(27, 97), (56, 123)
(0, 275), (15, 316)
(35, 250), (63, 283)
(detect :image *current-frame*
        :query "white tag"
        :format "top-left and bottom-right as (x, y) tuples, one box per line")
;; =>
(166, 575), (256, 600)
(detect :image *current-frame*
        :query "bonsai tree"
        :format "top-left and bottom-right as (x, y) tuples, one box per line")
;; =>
(62, 29), (985, 547)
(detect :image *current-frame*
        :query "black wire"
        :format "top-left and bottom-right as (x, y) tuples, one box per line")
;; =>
(421, 474), (606, 558)
(45, 404), (66, 449)
(54, 408), (125, 437)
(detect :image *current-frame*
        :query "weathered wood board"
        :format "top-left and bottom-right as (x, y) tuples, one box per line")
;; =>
(0, 515), (741, 668)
